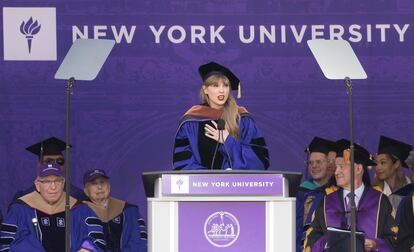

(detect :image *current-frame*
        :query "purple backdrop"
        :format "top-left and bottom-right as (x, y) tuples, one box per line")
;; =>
(1, 1), (414, 219)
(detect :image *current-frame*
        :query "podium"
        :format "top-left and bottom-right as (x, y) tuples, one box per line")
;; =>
(142, 170), (301, 252)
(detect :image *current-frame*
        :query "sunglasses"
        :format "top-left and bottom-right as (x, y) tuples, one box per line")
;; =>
(42, 158), (65, 166)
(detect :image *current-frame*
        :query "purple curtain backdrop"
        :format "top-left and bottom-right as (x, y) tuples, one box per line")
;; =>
(1, 1), (414, 219)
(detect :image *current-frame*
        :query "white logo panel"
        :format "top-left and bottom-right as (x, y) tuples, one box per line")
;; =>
(170, 175), (189, 194)
(3, 7), (57, 61)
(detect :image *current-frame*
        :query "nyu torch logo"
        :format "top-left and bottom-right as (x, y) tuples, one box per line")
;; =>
(3, 7), (56, 61)
(176, 178), (184, 190)
(170, 175), (189, 194)
(20, 17), (41, 54)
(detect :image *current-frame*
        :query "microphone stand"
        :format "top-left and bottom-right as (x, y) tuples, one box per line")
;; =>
(220, 130), (233, 169)
(54, 39), (115, 252)
(210, 122), (221, 170)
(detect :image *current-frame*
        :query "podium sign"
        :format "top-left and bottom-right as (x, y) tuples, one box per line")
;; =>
(143, 171), (300, 252)
(162, 173), (284, 196)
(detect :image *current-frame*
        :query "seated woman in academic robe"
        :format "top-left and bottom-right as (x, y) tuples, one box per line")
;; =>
(173, 62), (270, 170)
(0, 163), (105, 252)
(373, 135), (412, 211)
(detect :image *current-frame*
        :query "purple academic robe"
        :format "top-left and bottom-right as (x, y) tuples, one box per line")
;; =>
(304, 186), (398, 252)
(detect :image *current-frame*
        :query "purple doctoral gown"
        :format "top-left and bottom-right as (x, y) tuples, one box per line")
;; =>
(303, 186), (398, 252)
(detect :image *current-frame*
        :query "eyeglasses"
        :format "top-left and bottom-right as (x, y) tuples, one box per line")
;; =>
(327, 158), (336, 164)
(306, 159), (327, 167)
(37, 178), (65, 187)
(42, 158), (65, 166)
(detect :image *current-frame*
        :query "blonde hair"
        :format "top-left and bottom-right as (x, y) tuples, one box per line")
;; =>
(199, 74), (240, 139)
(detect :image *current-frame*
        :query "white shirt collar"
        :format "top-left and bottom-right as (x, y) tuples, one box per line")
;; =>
(343, 183), (365, 207)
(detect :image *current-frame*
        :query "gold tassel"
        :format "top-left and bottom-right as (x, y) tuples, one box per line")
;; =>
(237, 83), (241, 99)
(343, 149), (351, 165)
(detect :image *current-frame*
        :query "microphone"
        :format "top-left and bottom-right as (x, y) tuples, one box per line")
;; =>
(217, 119), (225, 130)
(210, 120), (222, 170)
(218, 119), (233, 169)
(32, 218), (41, 241)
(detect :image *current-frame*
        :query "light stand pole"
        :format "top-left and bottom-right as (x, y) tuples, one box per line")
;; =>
(345, 77), (357, 252)
(307, 39), (367, 252)
(64, 77), (74, 252)
(54, 39), (115, 252)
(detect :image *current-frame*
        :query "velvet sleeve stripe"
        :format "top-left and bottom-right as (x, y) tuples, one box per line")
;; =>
(94, 239), (106, 250)
(250, 137), (266, 146)
(173, 151), (192, 163)
(140, 231), (148, 240)
(85, 217), (102, 226)
(138, 219), (146, 227)
(0, 224), (17, 234)
(88, 231), (105, 240)
(175, 138), (190, 148)
(251, 146), (270, 169)
(0, 237), (14, 245)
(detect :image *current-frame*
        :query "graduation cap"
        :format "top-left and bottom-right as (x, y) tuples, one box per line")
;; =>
(198, 62), (241, 98)
(377, 135), (413, 168)
(26, 137), (68, 159)
(335, 139), (376, 167)
(335, 139), (374, 186)
(305, 136), (336, 155)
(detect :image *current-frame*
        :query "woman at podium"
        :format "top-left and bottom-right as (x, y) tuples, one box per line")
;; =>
(173, 62), (269, 170)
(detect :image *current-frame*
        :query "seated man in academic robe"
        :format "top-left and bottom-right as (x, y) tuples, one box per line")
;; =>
(304, 139), (398, 252)
(82, 169), (147, 252)
(296, 136), (337, 252)
(9, 136), (86, 209)
(397, 192), (414, 252)
(0, 163), (106, 252)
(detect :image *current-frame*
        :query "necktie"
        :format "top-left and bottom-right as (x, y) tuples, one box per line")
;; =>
(344, 193), (352, 229)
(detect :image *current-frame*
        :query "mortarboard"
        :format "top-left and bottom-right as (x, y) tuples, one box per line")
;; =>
(335, 139), (376, 167)
(334, 139), (374, 185)
(377, 135), (413, 168)
(305, 136), (336, 155)
(26, 137), (68, 158)
(198, 62), (241, 98)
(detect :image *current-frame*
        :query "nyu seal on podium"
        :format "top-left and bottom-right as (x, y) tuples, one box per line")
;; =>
(204, 211), (240, 248)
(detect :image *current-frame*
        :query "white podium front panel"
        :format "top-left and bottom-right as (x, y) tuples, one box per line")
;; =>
(148, 196), (295, 252)
(144, 172), (300, 252)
